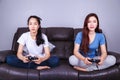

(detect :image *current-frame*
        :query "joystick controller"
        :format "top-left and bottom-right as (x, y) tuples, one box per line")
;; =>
(28, 56), (38, 61)
(88, 58), (100, 64)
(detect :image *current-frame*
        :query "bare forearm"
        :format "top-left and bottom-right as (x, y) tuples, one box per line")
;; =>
(17, 52), (24, 60)
(101, 52), (107, 60)
(74, 51), (85, 61)
(100, 44), (107, 60)
(40, 54), (50, 62)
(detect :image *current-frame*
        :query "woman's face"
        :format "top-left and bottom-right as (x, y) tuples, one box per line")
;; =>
(87, 16), (98, 32)
(28, 18), (39, 33)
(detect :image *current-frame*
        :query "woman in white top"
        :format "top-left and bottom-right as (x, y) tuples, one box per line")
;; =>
(6, 15), (59, 70)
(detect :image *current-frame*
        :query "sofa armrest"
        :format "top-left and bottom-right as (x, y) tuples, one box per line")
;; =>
(0, 50), (16, 63)
(108, 51), (120, 65)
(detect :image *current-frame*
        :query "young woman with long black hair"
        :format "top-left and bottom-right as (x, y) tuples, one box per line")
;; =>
(6, 15), (59, 70)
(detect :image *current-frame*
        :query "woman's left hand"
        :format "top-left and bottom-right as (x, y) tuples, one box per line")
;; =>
(33, 57), (43, 64)
(98, 57), (104, 65)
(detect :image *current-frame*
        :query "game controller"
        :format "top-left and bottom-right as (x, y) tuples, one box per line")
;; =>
(88, 58), (100, 63)
(27, 56), (38, 61)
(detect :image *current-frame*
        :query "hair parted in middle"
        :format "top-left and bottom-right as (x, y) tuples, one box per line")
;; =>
(27, 15), (44, 46)
(80, 13), (102, 54)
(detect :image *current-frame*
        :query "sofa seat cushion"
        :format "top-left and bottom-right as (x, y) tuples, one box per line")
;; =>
(0, 50), (16, 63)
(0, 64), (39, 80)
(78, 65), (120, 80)
(39, 60), (78, 80)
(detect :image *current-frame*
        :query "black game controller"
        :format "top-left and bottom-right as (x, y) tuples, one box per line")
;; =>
(28, 56), (38, 61)
(88, 58), (100, 64)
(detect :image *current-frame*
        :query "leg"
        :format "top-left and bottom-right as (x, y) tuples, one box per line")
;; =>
(47, 56), (60, 68)
(74, 66), (87, 71)
(86, 55), (116, 71)
(36, 56), (59, 67)
(69, 55), (80, 66)
(36, 60), (50, 70)
(6, 55), (37, 69)
(36, 56), (59, 70)
(69, 55), (87, 71)
(6, 55), (28, 68)
(69, 55), (88, 67)
(98, 55), (116, 70)
(86, 56), (101, 71)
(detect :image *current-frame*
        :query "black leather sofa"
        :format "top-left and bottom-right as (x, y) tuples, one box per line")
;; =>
(0, 27), (120, 80)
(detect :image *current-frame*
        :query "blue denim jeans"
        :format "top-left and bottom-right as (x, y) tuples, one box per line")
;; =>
(6, 55), (59, 69)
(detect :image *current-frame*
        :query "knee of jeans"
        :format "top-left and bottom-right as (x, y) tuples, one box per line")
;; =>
(69, 55), (79, 66)
(48, 56), (60, 67)
(109, 55), (116, 65)
(6, 55), (16, 63)
(105, 55), (116, 67)
(6, 55), (12, 63)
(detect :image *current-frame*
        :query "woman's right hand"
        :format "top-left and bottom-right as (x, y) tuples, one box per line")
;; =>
(22, 56), (29, 63)
(83, 57), (92, 65)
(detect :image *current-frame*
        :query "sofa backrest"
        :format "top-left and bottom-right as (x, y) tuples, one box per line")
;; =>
(12, 27), (82, 59)
(46, 27), (74, 59)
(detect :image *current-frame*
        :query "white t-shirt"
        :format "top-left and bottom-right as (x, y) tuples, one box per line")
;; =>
(17, 32), (49, 57)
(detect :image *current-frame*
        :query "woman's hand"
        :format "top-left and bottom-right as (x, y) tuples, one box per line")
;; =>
(83, 57), (92, 65)
(98, 57), (104, 65)
(22, 56), (29, 63)
(33, 57), (43, 64)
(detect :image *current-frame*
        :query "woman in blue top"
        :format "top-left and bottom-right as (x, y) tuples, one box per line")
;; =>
(69, 13), (116, 71)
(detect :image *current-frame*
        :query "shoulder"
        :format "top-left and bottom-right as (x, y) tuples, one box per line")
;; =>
(42, 33), (48, 41)
(76, 32), (82, 39)
(76, 32), (82, 37)
(96, 33), (104, 37)
(42, 33), (47, 38)
(96, 33), (105, 40)
(18, 32), (30, 41)
(77, 32), (82, 35)
(17, 32), (30, 44)
(75, 32), (82, 44)
(21, 32), (30, 37)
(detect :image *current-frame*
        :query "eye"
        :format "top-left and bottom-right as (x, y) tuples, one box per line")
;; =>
(34, 22), (38, 25)
(29, 22), (32, 25)
(88, 20), (91, 23)
(93, 20), (97, 23)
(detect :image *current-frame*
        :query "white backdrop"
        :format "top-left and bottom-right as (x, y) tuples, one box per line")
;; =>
(0, 0), (120, 53)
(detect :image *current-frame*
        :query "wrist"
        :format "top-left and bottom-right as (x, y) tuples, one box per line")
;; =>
(18, 56), (24, 61)
(100, 57), (105, 61)
(82, 57), (86, 62)
(38, 57), (44, 62)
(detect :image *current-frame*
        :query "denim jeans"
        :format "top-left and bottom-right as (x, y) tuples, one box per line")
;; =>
(6, 55), (59, 69)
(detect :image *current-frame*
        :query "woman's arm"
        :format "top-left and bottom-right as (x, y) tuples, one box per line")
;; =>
(99, 44), (107, 65)
(41, 46), (50, 61)
(39, 34), (50, 62)
(74, 44), (91, 64)
(34, 46), (50, 64)
(17, 44), (29, 63)
(74, 44), (85, 61)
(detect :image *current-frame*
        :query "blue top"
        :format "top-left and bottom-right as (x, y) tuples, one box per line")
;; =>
(75, 32), (105, 58)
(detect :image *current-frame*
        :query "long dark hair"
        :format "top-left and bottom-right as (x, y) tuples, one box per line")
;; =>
(80, 13), (102, 54)
(27, 15), (44, 46)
